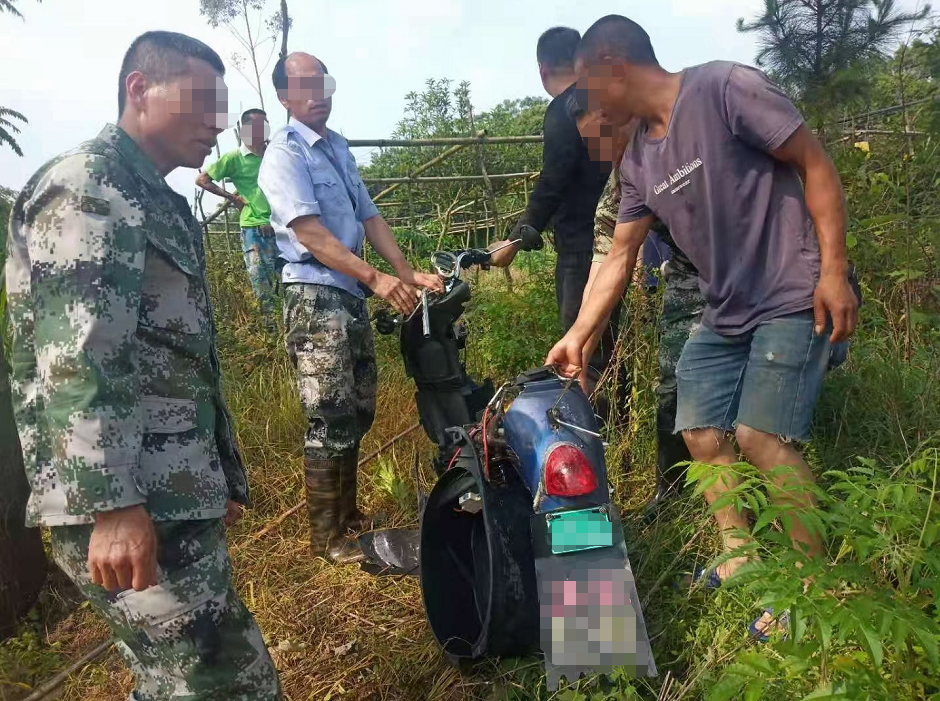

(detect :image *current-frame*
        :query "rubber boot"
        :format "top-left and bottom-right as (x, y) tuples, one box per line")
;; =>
(338, 452), (385, 534)
(304, 457), (363, 564)
(643, 430), (691, 524)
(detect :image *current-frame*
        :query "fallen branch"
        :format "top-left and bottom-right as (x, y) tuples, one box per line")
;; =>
(27, 421), (423, 698)
(235, 421), (423, 549)
(23, 640), (113, 701)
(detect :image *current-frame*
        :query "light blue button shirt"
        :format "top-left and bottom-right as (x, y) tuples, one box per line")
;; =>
(258, 118), (379, 297)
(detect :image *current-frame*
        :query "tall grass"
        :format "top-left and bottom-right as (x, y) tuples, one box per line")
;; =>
(4, 145), (940, 698)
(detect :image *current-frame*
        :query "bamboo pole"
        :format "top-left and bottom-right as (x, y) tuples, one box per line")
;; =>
(372, 142), (470, 203)
(348, 135), (543, 147)
(364, 172), (538, 185)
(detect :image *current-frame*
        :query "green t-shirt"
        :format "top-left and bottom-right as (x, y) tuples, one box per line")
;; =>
(204, 146), (271, 228)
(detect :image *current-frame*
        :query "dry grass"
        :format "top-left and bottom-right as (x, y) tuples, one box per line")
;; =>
(9, 252), (724, 701)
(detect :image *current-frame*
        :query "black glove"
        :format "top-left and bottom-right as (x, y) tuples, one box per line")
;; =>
(509, 222), (544, 251)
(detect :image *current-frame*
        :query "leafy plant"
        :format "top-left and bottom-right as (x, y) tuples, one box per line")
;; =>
(0, 107), (27, 157)
(737, 0), (931, 126)
(198, 0), (291, 113)
(687, 448), (940, 701)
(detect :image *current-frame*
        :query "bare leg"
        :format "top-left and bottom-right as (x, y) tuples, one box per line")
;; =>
(735, 424), (823, 561)
(682, 427), (752, 581)
(736, 423), (822, 634)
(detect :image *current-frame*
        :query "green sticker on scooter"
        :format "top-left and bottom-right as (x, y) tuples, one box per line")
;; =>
(548, 508), (614, 555)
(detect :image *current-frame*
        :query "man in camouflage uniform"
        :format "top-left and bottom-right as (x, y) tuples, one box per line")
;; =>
(577, 115), (706, 515)
(4, 31), (281, 699)
(259, 52), (442, 563)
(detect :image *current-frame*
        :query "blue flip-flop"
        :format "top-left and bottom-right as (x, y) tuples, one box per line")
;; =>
(674, 564), (722, 592)
(749, 607), (790, 642)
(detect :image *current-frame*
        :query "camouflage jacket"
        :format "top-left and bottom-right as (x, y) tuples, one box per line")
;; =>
(592, 168), (699, 279)
(5, 124), (249, 527)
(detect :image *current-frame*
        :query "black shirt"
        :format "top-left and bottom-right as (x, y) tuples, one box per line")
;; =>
(521, 83), (611, 254)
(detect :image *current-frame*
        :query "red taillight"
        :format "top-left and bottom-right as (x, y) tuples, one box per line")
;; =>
(544, 444), (598, 497)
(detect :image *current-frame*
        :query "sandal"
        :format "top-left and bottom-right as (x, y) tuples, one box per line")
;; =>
(674, 565), (722, 592)
(749, 606), (790, 642)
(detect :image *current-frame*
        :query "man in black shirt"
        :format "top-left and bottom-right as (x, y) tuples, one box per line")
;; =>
(491, 27), (614, 381)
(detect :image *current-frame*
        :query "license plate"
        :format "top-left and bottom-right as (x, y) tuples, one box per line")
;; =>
(548, 507), (613, 555)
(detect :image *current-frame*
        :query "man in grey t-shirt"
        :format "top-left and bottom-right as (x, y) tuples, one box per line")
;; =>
(546, 15), (859, 639)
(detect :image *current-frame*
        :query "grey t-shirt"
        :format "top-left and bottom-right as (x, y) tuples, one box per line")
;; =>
(617, 61), (820, 335)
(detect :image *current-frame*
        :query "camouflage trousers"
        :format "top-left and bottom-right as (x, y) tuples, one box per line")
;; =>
(656, 266), (706, 435)
(241, 226), (279, 318)
(49, 519), (282, 701)
(283, 283), (377, 461)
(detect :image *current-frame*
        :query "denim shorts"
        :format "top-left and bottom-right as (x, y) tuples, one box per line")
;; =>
(674, 310), (831, 442)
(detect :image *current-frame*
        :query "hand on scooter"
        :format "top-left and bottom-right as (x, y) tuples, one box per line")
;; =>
(399, 266), (445, 295)
(490, 223), (544, 268)
(545, 331), (588, 381)
(371, 272), (420, 316)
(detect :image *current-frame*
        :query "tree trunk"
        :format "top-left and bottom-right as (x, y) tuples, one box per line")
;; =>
(242, 0), (265, 111)
(279, 0), (289, 59)
(280, 0), (290, 122)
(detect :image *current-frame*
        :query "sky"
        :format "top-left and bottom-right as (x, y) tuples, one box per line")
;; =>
(0, 0), (923, 207)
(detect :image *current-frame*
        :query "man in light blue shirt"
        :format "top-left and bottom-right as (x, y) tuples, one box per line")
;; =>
(258, 51), (442, 565)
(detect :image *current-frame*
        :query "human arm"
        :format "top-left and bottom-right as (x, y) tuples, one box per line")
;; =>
(22, 154), (156, 590)
(546, 215), (655, 376)
(494, 99), (582, 269)
(259, 142), (421, 314)
(362, 215), (443, 293)
(523, 96), (584, 233)
(197, 155), (247, 209)
(291, 215), (420, 314)
(578, 261), (610, 394)
(771, 126), (857, 342)
(724, 64), (857, 342)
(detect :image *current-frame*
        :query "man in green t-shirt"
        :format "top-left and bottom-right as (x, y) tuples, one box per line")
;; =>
(197, 108), (278, 318)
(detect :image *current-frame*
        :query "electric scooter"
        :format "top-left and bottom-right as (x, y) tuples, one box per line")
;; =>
(359, 229), (657, 689)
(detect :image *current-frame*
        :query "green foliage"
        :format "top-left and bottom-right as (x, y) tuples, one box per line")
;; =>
(831, 132), (940, 351)
(1, 187), (14, 369)
(693, 446), (940, 701)
(0, 623), (64, 696)
(462, 252), (560, 380)
(361, 79), (546, 247)
(737, 0), (931, 124)
(0, 0), (40, 20)
(374, 456), (415, 514)
(0, 107), (27, 157)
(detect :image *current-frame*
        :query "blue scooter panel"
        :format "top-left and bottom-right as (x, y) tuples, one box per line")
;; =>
(502, 377), (609, 512)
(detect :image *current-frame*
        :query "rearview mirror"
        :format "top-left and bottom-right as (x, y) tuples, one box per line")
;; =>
(430, 251), (458, 279)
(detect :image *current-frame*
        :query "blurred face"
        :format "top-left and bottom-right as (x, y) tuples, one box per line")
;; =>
(240, 113), (270, 151)
(574, 57), (635, 127)
(576, 111), (618, 165)
(127, 57), (229, 171)
(278, 54), (336, 130)
(576, 110), (638, 168)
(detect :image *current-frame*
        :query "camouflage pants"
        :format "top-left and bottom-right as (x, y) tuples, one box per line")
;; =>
(49, 519), (282, 701)
(241, 226), (278, 318)
(656, 266), (706, 435)
(283, 283), (377, 461)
